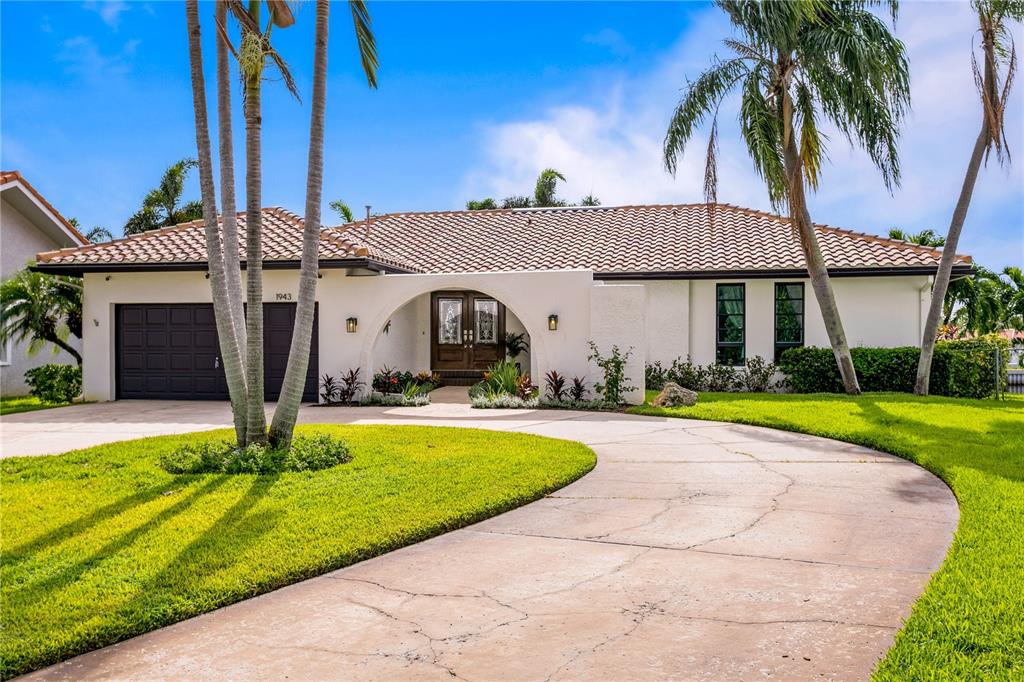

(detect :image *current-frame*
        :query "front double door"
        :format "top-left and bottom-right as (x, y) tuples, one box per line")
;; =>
(431, 291), (505, 371)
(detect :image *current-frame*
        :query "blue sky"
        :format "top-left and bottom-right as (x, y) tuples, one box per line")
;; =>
(2, 1), (1021, 269)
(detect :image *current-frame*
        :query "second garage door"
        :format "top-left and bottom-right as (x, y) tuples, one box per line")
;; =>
(116, 303), (319, 401)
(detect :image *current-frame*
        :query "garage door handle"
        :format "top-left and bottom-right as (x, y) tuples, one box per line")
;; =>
(215, 356), (220, 369)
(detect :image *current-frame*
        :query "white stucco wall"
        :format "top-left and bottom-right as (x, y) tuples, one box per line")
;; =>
(685, 275), (931, 366)
(79, 267), (930, 404)
(590, 283), (647, 403)
(81, 268), (603, 402)
(1, 197), (81, 395)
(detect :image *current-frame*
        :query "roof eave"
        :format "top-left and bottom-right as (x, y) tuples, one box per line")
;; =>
(32, 257), (415, 278)
(593, 264), (974, 281)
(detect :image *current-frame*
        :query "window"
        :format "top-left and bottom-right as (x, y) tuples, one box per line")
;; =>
(716, 283), (745, 365)
(437, 298), (463, 345)
(474, 299), (498, 344)
(774, 282), (805, 361)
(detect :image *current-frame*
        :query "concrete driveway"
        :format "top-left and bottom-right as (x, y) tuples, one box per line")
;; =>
(5, 396), (957, 680)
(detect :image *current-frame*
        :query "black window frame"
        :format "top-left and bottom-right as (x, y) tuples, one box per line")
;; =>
(716, 283), (745, 366)
(774, 282), (805, 362)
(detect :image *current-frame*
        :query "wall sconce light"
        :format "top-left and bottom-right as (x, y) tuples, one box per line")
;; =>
(346, 317), (358, 333)
(93, 318), (100, 327)
(548, 314), (559, 331)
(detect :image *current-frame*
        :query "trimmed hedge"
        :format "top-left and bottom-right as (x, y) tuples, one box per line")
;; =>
(779, 334), (1010, 398)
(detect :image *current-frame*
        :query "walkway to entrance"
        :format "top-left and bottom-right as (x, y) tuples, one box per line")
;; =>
(7, 398), (957, 680)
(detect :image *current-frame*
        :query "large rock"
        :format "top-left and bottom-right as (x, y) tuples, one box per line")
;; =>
(652, 382), (698, 407)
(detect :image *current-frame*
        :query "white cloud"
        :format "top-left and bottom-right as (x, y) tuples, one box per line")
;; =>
(56, 36), (140, 81)
(583, 28), (633, 57)
(460, 2), (1023, 268)
(83, 1), (129, 29)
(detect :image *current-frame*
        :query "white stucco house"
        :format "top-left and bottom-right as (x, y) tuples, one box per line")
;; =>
(34, 203), (972, 404)
(1, 171), (89, 395)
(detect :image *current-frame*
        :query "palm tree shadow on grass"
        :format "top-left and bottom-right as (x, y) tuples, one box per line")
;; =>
(851, 397), (1024, 485)
(4, 477), (198, 560)
(6, 475), (233, 601)
(100, 474), (284, 644)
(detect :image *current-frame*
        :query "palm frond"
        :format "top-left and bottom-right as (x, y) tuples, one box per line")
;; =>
(794, 79), (827, 190)
(350, 0), (379, 89)
(739, 67), (787, 209)
(663, 57), (748, 175)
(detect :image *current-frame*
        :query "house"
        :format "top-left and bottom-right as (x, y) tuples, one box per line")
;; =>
(34, 203), (972, 404)
(1, 171), (89, 395)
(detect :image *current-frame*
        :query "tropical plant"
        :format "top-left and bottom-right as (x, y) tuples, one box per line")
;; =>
(569, 376), (588, 401)
(533, 168), (567, 207)
(887, 228), (946, 247)
(319, 373), (340, 403)
(588, 341), (635, 404)
(123, 159), (203, 235)
(916, 0), (1023, 394)
(0, 269), (82, 365)
(469, 169), (599, 210)
(466, 198), (498, 210)
(186, 0), (377, 448)
(499, 195), (532, 209)
(664, 1), (912, 395)
(504, 331), (529, 361)
(330, 199), (354, 222)
(545, 370), (566, 401)
(24, 364), (82, 403)
(338, 367), (365, 403)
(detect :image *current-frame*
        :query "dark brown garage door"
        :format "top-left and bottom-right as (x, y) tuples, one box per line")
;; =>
(116, 303), (318, 401)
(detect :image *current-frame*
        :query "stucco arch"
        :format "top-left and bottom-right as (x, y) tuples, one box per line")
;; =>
(358, 274), (550, 382)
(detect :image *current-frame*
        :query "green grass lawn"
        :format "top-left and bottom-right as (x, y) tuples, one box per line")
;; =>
(0, 425), (595, 678)
(0, 396), (74, 415)
(630, 392), (1024, 680)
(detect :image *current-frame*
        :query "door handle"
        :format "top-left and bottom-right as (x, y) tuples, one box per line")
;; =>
(215, 356), (220, 369)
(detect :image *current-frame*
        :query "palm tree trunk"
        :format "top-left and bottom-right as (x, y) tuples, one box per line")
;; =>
(914, 24), (999, 395)
(216, 0), (247, 362)
(185, 0), (249, 446)
(781, 101), (860, 395)
(48, 334), (82, 366)
(243, 0), (268, 445)
(269, 0), (330, 448)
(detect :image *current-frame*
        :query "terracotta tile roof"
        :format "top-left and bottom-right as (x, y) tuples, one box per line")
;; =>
(330, 203), (972, 275)
(1, 170), (89, 245)
(35, 207), (416, 271)
(36, 203), (971, 276)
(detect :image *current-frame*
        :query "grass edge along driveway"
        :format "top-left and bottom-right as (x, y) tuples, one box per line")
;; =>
(0, 424), (595, 678)
(630, 392), (1024, 680)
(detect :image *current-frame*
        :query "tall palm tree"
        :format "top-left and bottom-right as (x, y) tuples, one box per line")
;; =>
(185, 0), (249, 446)
(534, 168), (567, 207)
(123, 159), (203, 235)
(216, 0), (247, 367)
(0, 269), (82, 365)
(269, 0), (378, 448)
(915, 0), (1022, 394)
(1001, 266), (1024, 331)
(664, 0), (911, 394)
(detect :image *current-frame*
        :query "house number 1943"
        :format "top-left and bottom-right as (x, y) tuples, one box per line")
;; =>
(275, 293), (293, 301)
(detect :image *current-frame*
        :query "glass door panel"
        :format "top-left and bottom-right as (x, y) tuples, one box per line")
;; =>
(437, 298), (463, 345)
(474, 299), (498, 344)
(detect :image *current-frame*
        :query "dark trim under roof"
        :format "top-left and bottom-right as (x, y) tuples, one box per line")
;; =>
(32, 258), (413, 277)
(593, 264), (975, 281)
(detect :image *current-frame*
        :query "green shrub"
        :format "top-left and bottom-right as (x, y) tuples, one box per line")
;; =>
(160, 434), (351, 475)
(645, 362), (667, 391)
(588, 342), (635, 405)
(778, 335), (1010, 398)
(23, 364), (81, 404)
(743, 356), (778, 392)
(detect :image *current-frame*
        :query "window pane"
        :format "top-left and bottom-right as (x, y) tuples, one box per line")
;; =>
(717, 284), (743, 301)
(716, 345), (744, 366)
(774, 283), (804, 354)
(717, 299), (744, 315)
(438, 298), (462, 344)
(776, 284), (803, 301)
(474, 299), (498, 344)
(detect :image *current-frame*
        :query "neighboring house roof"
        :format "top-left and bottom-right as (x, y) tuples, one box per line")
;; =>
(35, 207), (414, 274)
(35, 202), (972, 278)
(330, 203), (972, 278)
(1, 170), (89, 247)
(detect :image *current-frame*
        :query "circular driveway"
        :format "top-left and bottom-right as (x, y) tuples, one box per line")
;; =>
(6, 399), (957, 680)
